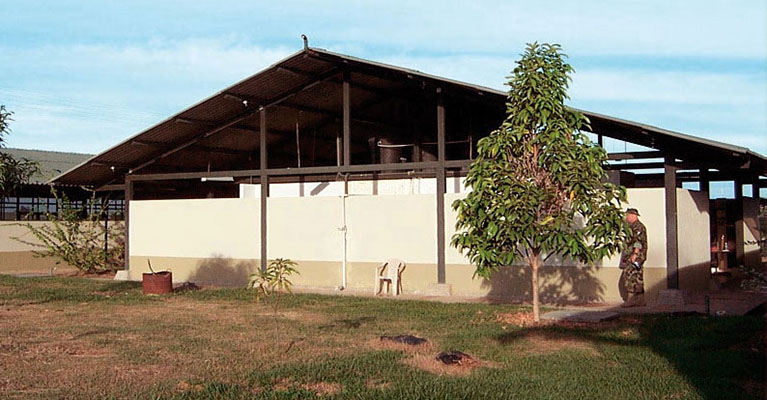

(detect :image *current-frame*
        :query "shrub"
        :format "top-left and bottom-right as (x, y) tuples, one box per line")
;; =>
(13, 189), (124, 274)
(248, 258), (299, 302)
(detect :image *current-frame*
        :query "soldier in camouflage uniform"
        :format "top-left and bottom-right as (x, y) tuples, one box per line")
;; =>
(620, 208), (647, 307)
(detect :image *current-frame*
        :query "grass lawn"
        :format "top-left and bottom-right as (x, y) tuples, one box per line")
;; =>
(0, 275), (764, 399)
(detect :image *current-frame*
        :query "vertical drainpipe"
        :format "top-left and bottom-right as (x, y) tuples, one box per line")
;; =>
(339, 173), (350, 290)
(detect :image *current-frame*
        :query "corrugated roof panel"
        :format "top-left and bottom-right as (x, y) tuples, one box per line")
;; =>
(51, 47), (766, 187)
(1, 148), (92, 184)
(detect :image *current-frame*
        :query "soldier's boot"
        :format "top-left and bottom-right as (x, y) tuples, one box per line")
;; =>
(634, 293), (646, 307)
(620, 294), (637, 308)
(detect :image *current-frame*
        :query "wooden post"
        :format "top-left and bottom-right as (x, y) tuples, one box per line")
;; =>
(664, 159), (679, 289)
(124, 177), (133, 271)
(436, 91), (446, 284)
(342, 70), (351, 166)
(260, 107), (268, 272)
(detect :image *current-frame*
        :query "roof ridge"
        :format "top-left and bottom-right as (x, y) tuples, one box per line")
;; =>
(2, 147), (94, 156)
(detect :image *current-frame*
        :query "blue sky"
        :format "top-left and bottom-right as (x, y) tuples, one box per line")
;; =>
(1, 0), (765, 169)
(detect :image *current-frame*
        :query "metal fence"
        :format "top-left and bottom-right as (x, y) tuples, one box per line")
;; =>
(0, 196), (125, 221)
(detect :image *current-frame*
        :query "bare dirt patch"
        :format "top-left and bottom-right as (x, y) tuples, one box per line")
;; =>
(404, 353), (485, 376)
(369, 336), (434, 353)
(495, 311), (541, 327)
(521, 332), (601, 356)
(368, 335), (493, 376)
(301, 381), (343, 396)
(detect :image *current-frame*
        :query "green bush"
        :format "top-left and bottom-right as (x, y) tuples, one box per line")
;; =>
(13, 189), (124, 274)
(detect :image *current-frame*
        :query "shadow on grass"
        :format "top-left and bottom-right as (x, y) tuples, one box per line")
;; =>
(319, 316), (376, 330)
(494, 315), (765, 400)
(479, 263), (606, 306)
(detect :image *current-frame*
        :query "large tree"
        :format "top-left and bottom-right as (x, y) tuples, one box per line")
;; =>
(0, 106), (40, 200)
(451, 43), (628, 322)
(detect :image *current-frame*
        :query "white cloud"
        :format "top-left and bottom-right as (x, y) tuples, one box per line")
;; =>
(1, 37), (765, 156)
(3, 38), (295, 87)
(3, 103), (146, 153)
(313, 0), (766, 59)
(1, 39), (295, 152)
(570, 70), (766, 106)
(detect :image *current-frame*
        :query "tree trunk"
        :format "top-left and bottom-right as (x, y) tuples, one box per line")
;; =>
(530, 253), (541, 323)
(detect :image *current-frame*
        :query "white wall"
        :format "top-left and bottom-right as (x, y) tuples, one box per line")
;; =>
(267, 196), (342, 262)
(129, 198), (260, 259)
(677, 189), (711, 269)
(346, 194), (437, 264)
(447, 188), (669, 269)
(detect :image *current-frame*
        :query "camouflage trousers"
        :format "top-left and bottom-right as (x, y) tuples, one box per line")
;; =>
(620, 263), (645, 294)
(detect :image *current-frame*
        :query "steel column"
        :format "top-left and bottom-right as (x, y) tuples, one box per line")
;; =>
(699, 168), (710, 194)
(343, 70), (351, 166)
(260, 108), (268, 272)
(436, 91), (446, 284)
(664, 159), (679, 289)
(734, 177), (744, 266)
(124, 177), (133, 271)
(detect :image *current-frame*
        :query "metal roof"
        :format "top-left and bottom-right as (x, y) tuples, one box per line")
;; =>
(2, 147), (92, 184)
(51, 46), (767, 187)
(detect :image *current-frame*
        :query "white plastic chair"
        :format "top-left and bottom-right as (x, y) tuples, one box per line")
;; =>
(375, 258), (406, 296)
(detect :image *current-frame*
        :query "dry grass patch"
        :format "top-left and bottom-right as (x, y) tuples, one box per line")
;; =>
(272, 377), (294, 392)
(253, 309), (327, 323)
(270, 378), (342, 396)
(0, 297), (353, 398)
(365, 378), (391, 390)
(175, 380), (204, 393)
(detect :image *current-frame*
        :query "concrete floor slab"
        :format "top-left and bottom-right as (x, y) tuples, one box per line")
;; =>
(541, 310), (621, 323)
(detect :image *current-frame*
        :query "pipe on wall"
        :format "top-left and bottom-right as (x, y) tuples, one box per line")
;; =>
(338, 173), (350, 290)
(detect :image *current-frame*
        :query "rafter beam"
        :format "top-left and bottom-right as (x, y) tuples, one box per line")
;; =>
(224, 91), (407, 130)
(607, 151), (664, 161)
(606, 160), (700, 170)
(129, 109), (259, 174)
(131, 140), (253, 156)
(128, 69), (341, 175)
(90, 160), (133, 168)
(175, 117), (255, 132)
(125, 159), (472, 182)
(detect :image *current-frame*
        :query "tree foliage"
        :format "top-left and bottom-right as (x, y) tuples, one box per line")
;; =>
(0, 105), (40, 199)
(451, 43), (629, 321)
(0, 105), (12, 144)
(13, 189), (125, 274)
